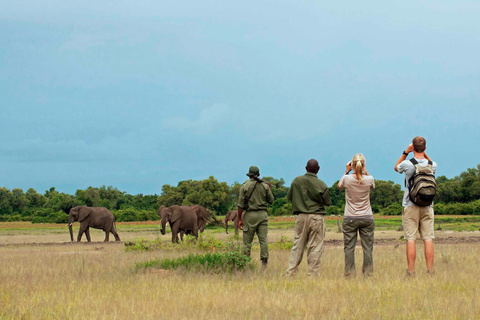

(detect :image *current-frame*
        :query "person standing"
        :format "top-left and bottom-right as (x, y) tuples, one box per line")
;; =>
(395, 136), (437, 276)
(237, 166), (274, 267)
(338, 154), (375, 278)
(286, 159), (331, 277)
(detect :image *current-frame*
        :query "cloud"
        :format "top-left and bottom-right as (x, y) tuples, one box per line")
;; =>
(162, 104), (231, 134)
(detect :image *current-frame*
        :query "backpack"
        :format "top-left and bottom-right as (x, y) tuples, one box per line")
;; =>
(407, 158), (436, 206)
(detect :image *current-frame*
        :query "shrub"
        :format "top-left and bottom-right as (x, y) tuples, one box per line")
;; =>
(135, 251), (252, 273)
(382, 203), (403, 216)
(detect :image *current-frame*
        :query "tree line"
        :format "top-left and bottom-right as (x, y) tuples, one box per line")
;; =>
(1, 164), (479, 223)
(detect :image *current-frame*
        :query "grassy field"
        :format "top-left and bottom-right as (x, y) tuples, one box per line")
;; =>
(1, 218), (480, 319)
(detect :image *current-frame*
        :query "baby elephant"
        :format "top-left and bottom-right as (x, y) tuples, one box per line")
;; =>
(68, 206), (120, 242)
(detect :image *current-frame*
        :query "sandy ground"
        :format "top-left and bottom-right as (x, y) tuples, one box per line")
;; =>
(1, 224), (479, 246)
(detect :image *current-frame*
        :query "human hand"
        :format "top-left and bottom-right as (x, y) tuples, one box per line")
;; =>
(238, 220), (243, 230)
(406, 144), (414, 154)
(346, 161), (352, 172)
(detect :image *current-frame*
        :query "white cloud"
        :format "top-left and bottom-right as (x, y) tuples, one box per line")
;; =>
(162, 104), (231, 134)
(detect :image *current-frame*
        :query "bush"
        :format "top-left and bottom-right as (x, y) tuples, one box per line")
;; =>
(136, 251), (252, 273)
(326, 205), (343, 216)
(381, 203), (403, 216)
(434, 200), (480, 215)
(113, 209), (158, 222)
(31, 209), (67, 223)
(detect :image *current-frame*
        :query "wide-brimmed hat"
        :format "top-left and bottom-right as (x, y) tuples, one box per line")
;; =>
(246, 166), (260, 177)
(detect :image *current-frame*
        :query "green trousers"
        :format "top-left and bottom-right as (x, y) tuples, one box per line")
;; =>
(343, 218), (375, 277)
(242, 210), (269, 259)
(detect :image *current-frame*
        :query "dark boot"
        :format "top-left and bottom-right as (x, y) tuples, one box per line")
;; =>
(261, 258), (268, 268)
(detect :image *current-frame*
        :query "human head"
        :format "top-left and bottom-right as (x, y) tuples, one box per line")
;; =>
(305, 159), (319, 174)
(246, 166), (260, 178)
(352, 154), (366, 184)
(412, 136), (426, 153)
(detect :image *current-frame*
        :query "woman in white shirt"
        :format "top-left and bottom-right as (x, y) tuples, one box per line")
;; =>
(338, 154), (375, 277)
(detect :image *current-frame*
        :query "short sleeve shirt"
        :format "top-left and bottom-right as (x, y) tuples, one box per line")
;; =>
(338, 175), (375, 217)
(397, 158), (437, 207)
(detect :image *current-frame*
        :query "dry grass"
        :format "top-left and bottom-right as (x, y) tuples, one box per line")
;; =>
(0, 226), (479, 319)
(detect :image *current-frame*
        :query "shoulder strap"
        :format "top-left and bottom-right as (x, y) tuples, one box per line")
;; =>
(410, 158), (418, 165)
(246, 181), (259, 203)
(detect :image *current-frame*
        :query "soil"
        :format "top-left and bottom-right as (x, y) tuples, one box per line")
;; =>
(1, 236), (480, 248)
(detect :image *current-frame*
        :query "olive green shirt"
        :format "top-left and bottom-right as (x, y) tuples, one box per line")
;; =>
(237, 179), (274, 211)
(287, 172), (332, 214)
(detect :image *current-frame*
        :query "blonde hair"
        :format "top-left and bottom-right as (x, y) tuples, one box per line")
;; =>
(352, 153), (366, 184)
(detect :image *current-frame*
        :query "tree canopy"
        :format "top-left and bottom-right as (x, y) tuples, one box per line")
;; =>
(1, 164), (480, 222)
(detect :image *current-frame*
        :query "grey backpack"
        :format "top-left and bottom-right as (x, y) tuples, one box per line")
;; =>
(407, 159), (436, 206)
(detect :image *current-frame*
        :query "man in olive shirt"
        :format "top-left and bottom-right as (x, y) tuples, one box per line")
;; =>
(286, 159), (331, 277)
(238, 166), (274, 267)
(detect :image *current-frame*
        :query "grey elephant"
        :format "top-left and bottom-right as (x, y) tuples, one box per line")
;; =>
(68, 206), (120, 242)
(191, 205), (209, 233)
(159, 205), (198, 243)
(225, 210), (239, 236)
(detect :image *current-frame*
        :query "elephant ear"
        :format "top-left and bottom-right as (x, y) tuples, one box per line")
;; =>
(78, 207), (90, 222)
(171, 207), (182, 224)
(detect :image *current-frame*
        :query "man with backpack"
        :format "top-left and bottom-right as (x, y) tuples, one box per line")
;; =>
(395, 136), (437, 276)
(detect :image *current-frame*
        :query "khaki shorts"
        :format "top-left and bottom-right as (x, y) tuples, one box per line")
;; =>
(402, 206), (435, 241)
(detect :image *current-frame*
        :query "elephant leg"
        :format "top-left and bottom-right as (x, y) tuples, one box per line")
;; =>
(180, 230), (184, 242)
(85, 228), (92, 242)
(171, 229), (178, 243)
(112, 229), (120, 241)
(104, 230), (110, 242)
(77, 224), (87, 242)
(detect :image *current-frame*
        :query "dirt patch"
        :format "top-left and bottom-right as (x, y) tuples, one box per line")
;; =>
(2, 236), (480, 248)
(321, 236), (480, 247)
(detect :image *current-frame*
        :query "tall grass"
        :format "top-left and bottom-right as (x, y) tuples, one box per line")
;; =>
(0, 232), (479, 319)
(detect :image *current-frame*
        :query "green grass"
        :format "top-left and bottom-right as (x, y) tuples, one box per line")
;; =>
(136, 251), (253, 273)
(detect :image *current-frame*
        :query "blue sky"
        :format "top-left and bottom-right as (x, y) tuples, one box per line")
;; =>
(1, 1), (479, 195)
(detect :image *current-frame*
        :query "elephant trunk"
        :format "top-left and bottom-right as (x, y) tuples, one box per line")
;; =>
(161, 216), (167, 235)
(225, 218), (229, 234)
(68, 216), (74, 242)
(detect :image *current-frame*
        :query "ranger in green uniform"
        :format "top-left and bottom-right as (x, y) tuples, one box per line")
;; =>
(286, 159), (332, 276)
(237, 166), (274, 267)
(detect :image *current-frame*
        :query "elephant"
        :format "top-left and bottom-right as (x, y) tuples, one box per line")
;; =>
(159, 205), (198, 243)
(68, 206), (120, 242)
(225, 210), (239, 236)
(191, 205), (209, 233)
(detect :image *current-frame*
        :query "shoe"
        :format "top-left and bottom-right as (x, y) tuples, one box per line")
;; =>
(406, 269), (416, 277)
(261, 258), (268, 268)
(427, 270), (435, 276)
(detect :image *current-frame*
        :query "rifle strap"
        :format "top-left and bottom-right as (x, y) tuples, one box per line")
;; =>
(246, 181), (259, 207)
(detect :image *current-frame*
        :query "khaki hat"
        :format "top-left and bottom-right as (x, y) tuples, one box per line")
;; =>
(246, 166), (260, 177)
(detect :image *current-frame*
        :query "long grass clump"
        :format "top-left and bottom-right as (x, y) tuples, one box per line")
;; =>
(136, 250), (252, 273)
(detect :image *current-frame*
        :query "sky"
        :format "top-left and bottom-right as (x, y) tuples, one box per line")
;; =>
(1, 1), (479, 195)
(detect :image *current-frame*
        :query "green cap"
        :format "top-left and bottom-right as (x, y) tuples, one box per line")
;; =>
(246, 166), (260, 177)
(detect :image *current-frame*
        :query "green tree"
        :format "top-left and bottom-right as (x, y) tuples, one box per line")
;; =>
(26, 188), (47, 208)
(370, 180), (403, 208)
(11, 188), (28, 213)
(0, 187), (13, 215)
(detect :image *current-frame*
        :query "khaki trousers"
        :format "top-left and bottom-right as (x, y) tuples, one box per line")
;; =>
(286, 214), (325, 277)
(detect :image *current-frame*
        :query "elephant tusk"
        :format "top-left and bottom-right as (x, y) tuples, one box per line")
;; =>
(68, 223), (73, 227)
